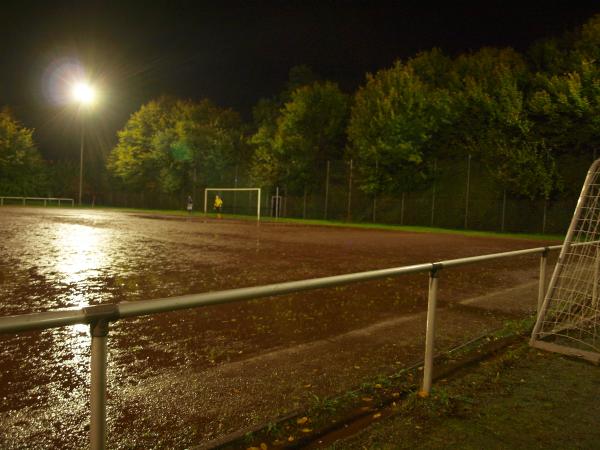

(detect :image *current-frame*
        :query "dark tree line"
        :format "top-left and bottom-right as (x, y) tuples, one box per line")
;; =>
(2, 15), (599, 204)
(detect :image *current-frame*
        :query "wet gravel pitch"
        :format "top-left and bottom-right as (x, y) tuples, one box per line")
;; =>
(0, 207), (555, 448)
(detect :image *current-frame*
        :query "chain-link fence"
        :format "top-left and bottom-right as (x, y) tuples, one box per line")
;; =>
(100, 154), (593, 235)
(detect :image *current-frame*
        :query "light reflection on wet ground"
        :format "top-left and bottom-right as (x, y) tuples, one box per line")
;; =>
(0, 207), (555, 448)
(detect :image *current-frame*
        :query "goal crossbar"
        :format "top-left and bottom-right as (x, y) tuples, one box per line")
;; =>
(203, 188), (261, 221)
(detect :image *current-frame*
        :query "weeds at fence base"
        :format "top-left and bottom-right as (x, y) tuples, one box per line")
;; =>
(211, 319), (533, 449)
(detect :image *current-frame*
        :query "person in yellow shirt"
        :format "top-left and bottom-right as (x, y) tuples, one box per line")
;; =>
(214, 195), (223, 219)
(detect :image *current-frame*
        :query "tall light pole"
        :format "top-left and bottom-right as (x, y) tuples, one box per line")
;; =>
(71, 82), (96, 206)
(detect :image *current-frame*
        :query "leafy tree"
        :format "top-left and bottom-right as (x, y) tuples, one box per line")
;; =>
(449, 47), (529, 132)
(529, 67), (600, 157)
(107, 97), (244, 195)
(447, 48), (557, 199)
(347, 60), (453, 195)
(271, 81), (349, 193)
(407, 48), (454, 88)
(45, 160), (79, 198)
(248, 98), (283, 186)
(108, 97), (176, 190)
(572, 14), (600, 69)
(529, 37), (573, 75)
(248, 66), (323, 188)
(0, 108), (46, 195)
(528, 15), (600, 162)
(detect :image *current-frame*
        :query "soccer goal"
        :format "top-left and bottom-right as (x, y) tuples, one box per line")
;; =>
(203, 188), (261, 221)
(530, 159), (600, 364)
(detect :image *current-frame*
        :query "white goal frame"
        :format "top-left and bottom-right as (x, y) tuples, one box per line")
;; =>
(530, 158), (600, 364)
(203, 188), (261, 221)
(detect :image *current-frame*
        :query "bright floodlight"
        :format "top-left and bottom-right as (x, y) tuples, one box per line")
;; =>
(72, 82), (96, 105)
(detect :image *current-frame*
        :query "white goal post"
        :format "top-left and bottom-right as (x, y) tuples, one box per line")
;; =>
(530, 158), (600, 364)
(203, 188), (261, 221)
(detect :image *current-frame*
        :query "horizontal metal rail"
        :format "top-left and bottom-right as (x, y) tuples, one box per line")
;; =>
(0, 244), (564, 333)
(203, 188), (262, 191)
(0, 196), (75, 207)
(0, 240), (578, 449)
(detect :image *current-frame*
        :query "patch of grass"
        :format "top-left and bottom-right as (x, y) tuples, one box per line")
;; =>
(265, 421), (282, 436)
(271, 218), (563, 242)
(232, 318), (595, 450)
(336, 344), (600, 449)
(310, 393), (341, 413)
(77, 204), (564, 242)
(243, 431), (255, 444)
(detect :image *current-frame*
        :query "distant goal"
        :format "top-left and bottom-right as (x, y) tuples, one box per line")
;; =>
(530, 159), (600, 364)
(203, 188), (261, 221)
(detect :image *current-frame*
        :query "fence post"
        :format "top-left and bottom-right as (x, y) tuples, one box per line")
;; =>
(542, 198), (548, 234)
(501, 189), (507, 232)
(464, 154), (471, 229)
(324, 160), (330, 220)
(537, 248), (549, 314)
(303, 186), (307, 219)
(372, 195), (377, 223)
(400, 192), (405, 226)
(233, 165), (238, 214)
(431, 159), (437, 227)
(275, 186), (280, 219)
(421, 263), (441, 396)
(257, 189), (261, 222)
(90, 320), (110, 450)
(346, 159), (353, 222)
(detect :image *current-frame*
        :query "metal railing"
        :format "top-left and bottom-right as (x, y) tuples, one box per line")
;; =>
(0, 196), (75, 207)
(0, 243), (565, 449)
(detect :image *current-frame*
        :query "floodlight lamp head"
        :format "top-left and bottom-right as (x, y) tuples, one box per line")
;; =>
(71, 82), (96, 106)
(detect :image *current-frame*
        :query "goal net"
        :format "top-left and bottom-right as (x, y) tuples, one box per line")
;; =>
(530, 159), (600, 364)
(203, 188), (262, 220)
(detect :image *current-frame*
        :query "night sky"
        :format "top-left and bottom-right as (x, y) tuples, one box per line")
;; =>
(1, 1), (599, 160)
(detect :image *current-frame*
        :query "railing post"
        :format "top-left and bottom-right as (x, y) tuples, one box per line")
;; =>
(90, 320), (109, 450)
(421, 263), (441, 396)
(537, 248), (549, 314)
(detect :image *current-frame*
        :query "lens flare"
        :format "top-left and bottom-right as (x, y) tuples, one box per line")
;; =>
(42, 58), (101, 108)
(72, 82), (96, 105)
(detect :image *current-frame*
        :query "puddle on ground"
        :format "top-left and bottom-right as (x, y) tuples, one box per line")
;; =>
(0, 207), (551, 448)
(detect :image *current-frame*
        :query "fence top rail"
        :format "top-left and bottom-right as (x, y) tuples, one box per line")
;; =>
(0, 196), (74, 201)
(204, 188), (261, 192)
(0, 241), (571, 335)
